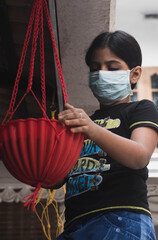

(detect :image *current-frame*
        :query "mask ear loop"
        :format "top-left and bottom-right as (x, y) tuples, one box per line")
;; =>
(130, 67), (135, 72)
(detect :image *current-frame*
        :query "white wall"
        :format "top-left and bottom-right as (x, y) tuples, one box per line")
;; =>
(115, 0), (158, 67)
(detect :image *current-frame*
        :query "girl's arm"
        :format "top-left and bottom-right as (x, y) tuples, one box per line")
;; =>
(58, 103), (158, 170)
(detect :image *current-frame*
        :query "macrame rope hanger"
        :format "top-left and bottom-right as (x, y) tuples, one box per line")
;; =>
(1, 0), (70, 211)
(3, 0), (68, 126)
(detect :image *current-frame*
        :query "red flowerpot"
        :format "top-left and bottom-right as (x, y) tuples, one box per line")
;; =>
(0, 118), (84, 187)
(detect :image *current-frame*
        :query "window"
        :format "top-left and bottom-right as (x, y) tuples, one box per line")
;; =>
(151, 74), (158, 88)
(131, 85), (138, 101)
(136, 67), (158, 103)
(135, 67), (158, 151)
(130, 92), (138, 101)
(151, 74), (158, 106)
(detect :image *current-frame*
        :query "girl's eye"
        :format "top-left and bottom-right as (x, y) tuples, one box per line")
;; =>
(90, 67), (100, 72)
(108, 67), (119, 71)
(89, 63), (100, 72)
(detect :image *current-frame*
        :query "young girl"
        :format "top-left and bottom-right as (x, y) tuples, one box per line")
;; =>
(56, 30), (158, 240)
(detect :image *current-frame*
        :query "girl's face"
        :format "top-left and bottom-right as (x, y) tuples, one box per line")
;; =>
(89, 47), (129, 72)
(89, 47), (141, 107)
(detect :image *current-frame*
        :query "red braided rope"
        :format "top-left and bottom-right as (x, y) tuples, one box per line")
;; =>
(3, 0), (68, 124)
(23, 183), (41, 211)
(3, 0), (37, 123)
(27, 0), (42, 92)
(39, 5), (46, 112)
(42, 0), (68, 103)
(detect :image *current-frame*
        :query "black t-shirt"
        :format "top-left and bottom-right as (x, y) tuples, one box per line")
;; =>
(65, 100), (158, 226)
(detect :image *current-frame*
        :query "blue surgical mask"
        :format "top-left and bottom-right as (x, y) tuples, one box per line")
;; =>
(89, 70), (133, 105)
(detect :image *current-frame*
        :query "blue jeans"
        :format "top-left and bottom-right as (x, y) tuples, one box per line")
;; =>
(55, 211), (156, 240)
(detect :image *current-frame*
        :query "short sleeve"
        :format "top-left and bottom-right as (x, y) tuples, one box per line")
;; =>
(129, 100), (158, 132)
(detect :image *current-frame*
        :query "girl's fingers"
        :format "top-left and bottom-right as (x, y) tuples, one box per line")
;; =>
(57, 103), (94, 137)
(66, 111), (84, 121)
(58, 111), (80, 121)
(65, 118), (86, 126)
(64, 103), (74, 109)
(58, 103), (74, 118)
(59, 107), (84, 121)
(69, 126), (87, 133)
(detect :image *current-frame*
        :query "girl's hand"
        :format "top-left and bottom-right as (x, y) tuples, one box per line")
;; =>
(58, 103), (96, 139)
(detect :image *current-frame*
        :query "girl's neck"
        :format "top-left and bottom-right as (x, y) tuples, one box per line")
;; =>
(100, 96), (130, 110)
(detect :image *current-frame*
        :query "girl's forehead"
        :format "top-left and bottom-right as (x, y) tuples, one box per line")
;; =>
(91, 47), (122, 62)
(90, 47), (129, 69)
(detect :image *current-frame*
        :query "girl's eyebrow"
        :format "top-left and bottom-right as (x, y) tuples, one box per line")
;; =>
(90, 60), (122, 65)
(106, 60), (122, 65)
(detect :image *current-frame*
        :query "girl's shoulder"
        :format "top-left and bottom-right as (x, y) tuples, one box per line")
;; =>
(129, 99), (158, 113)
(90, 99), (158, 122)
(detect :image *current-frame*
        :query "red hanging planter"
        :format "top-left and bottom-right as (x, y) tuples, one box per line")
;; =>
(0, 0), (84, 210)
(0, 118), (84, 187)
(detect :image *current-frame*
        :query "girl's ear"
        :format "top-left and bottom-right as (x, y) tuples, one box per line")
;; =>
(130, 66), (142, 85)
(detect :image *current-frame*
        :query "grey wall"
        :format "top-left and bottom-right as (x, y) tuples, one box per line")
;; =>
(55, 0), (116, 114)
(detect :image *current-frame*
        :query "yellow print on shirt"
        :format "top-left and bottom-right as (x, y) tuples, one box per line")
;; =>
(94, 117), (120, 129)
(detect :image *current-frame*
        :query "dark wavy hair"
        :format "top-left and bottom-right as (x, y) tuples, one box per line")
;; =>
(85, 30), (142, 89)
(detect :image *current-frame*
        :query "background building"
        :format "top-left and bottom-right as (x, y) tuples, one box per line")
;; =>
(116, 0), (158, 237)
